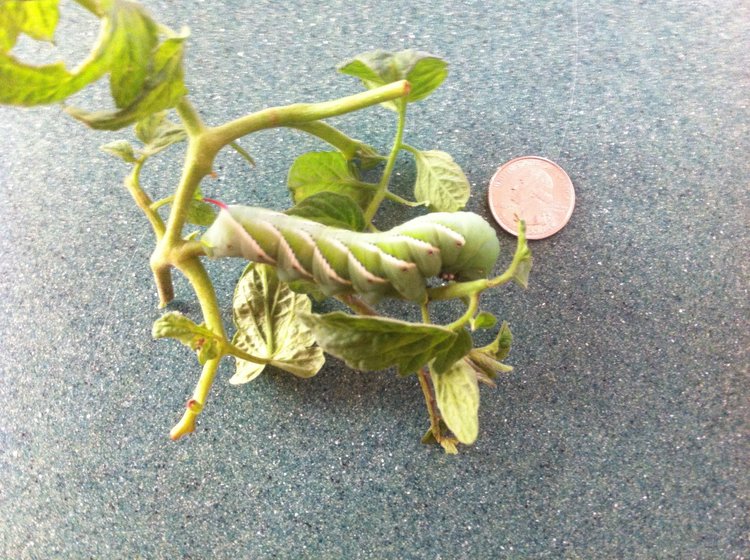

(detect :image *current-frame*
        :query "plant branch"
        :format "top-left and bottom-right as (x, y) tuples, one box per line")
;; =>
(173, 239), (207, 261)
(428, 221), (530, 302)
(384, 190), (425, 207)
(363, 99), (407, 223)
(417, 366), (454, 450)
(229, 141), (255, 167)
(420, 302), (431, 323)
(446, 293), (479, 331)
(151, 134), (218, 306)
(427, 278), (489, 302)
(400, 142), (419, 155)
(147, 99), (215, 307)
(211, 80), (411, 146)
(169, 257), (226, 440)
(124, 160), (166, 239)
(175, 97), (206, 137)
(163, 134), (216, 246)
(149, 195), (174, 211)
(160, 87), (417, 435)
(290, 121), (371, 160)
(169, 362), (216, 440)
(219, 340), (270, 365)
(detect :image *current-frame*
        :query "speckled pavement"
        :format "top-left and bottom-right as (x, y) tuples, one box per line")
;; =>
(1, 1), (748, 558)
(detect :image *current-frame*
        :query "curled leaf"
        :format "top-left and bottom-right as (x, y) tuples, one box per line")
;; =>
(134, 111), (187, 156)
(471, 311), (497, 331)
(65, 28), (189, 130)
(108, 1), (159, 108)
(511, 221), (532, 288)
(0, 0), (60, 52)
(231, 264), (324, 383)
(100, 139), (137, 163)
(0, 1), (164, 108)
(466, 322), (513, 382)
(338, 49), (448, 110)
(482, 321), (513, 361)
(152, 311), (220, 365)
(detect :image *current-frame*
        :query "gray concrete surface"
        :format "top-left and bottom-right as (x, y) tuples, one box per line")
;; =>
(1, 1), (747, 557)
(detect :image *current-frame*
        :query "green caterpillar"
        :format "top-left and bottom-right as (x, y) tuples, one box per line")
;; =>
(202, 204), (500, 302)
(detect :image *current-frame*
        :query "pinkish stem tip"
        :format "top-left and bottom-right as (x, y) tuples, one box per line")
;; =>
(203, 198), (229, 211)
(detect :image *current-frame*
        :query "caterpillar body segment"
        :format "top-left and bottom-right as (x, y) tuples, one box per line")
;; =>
(203, 205), (500, 302)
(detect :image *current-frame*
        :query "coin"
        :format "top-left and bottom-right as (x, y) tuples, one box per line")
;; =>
(488, 156), (575, 240)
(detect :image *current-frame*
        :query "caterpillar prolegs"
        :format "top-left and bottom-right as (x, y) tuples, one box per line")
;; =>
(202, 205), (500, 303)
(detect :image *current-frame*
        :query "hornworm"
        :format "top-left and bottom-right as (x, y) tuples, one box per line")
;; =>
(203, 204), (500, 302)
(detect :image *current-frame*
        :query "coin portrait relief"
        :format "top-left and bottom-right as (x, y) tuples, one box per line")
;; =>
(489, 156), (575, 239)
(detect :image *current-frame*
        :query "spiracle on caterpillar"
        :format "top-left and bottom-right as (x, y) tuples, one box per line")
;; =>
(202, 201), (500, 303)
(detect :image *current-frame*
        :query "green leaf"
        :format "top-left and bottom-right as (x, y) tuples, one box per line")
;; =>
(187, 200), (216, 227)
(478, 321), (512, 361)
(108, 1), (159, 107)
(0, 54), (72, 105)
(72, 0), (105, 16)
(0, 1), (175, 108)
(413, 150), (470, 212)
(467, 322), (513, 382)
(65, 28), (189, 130)
(466, 350), (513, 382)
(511, 220), (533, 288)
(471, 311), (497, 331)
(287, 151), (374, 210)
(0, 0), (60, 52)
(0, 3), (119, 106)
(338, 50), (391, 86)
(299, 312), (458, 376)
(100, 139), (137, 163)
(400, 52), (449, 103)
(135, 110), (167, 142)
(285, 191), (366, 231)
(231, 264), (324, 383)
(431, 328), (472, 374)
(337, 49), (448, 110)
(431, 359), (480, 445)
(134, 111), (186, 156)
(152, 311), (220, 365)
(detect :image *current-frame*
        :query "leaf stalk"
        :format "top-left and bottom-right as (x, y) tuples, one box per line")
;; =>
(446, 293), (479, 331)
(124, 160), (166, 239)
(290, 121), (370, 160)
(363, 99), (407, 223)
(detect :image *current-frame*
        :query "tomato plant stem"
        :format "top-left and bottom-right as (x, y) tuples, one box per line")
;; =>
(169, 256), (225, 440)
(289, 121), (373, 161)
(417, 367), (443, 439)
(212, 80), (411, 146)
(363, 100), (407, 224)
(124, 159), (165, 239)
